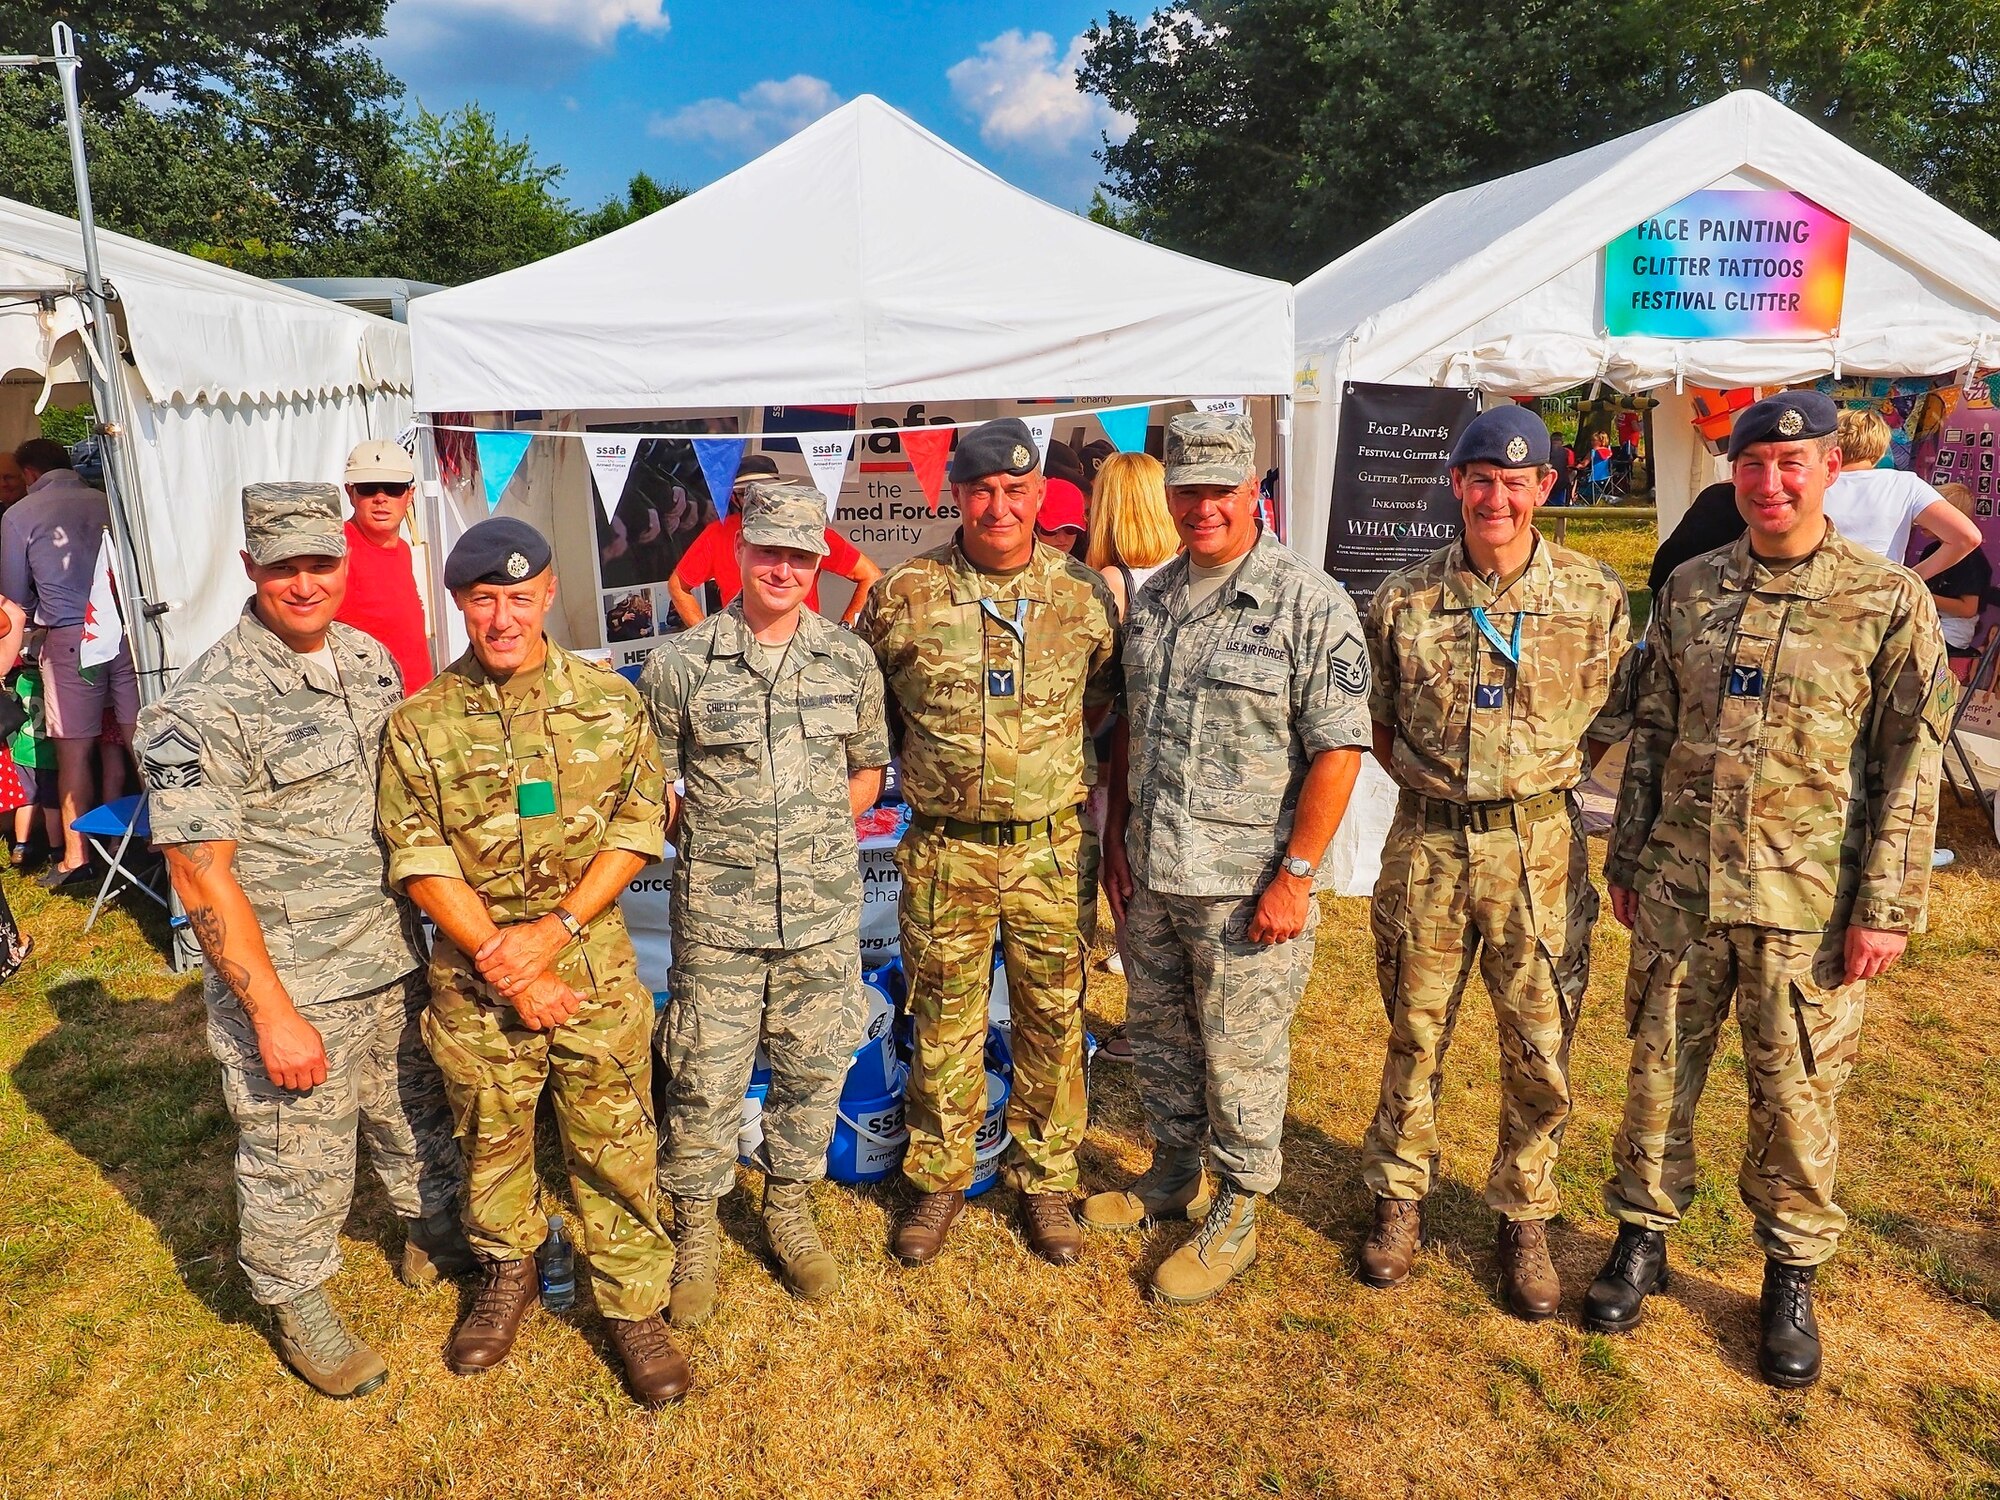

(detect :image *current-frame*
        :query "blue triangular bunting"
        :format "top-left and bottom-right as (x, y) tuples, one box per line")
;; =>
(693, 436), (749, 518)
(1097, 405), (1150, 455)
(473, 430), (535, 512)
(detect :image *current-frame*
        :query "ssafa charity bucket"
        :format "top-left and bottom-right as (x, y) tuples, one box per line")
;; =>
(966, 1068), (1012, 1198)
(845, 965), (901, 1101)
(737, 1079), (769, 1167)
(828, 1063), (909, 1183)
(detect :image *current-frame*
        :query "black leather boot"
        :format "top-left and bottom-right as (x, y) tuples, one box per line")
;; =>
(1758, 1259), (1822, 1389)
(1583, 1223), (1670, 1333)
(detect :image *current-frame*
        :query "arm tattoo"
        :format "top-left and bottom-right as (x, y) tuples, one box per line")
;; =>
(182, 843), (217, 875)
(186, 904), (258, 1014)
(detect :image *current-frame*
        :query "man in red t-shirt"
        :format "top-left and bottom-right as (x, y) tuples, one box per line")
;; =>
(667, 455), (882, 626)
(332, 441), (434, 693)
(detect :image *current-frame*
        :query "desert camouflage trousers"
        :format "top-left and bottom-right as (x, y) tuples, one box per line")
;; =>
(1606, 899), (1866, 1266)
(897, 815), (1088, 1194)
(1361, 803), (1597, 1220)
(206, 969), (462, 1306)
(1123, 885), (1319, 1196)
(658, 934), (863, 1197)
(422, 965), (673, 1320)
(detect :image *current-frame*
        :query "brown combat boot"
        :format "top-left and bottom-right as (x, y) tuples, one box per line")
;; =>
(892, 1189), (965, 1266)
(668, 1196), (721, 1327)
(1079, 1153), (1212, 1231)
(763, 1179), (839, 1301)
(604, 1314), (692, 1406)
(272, 1287), (388, 1399)
(446, 1255), (539, 1374)
(1020, 1192), (1083, 1265)
(399, 1209), (476, 1289)
(1496, 1218), (1562, 1322)
(1356, 1197), (1422, 1289)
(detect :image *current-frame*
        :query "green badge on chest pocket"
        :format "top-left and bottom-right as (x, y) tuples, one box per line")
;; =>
(516, 779), (557, 818)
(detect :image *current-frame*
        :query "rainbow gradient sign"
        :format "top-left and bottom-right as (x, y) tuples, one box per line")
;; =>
(1603, 189), (1850, 339)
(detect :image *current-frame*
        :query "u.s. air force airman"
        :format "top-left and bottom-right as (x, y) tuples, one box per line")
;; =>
(640, 480), (890, 1324)
(1588, 390), (1952, 1389)
(1089, 413), (1372, 1306)
(855, 417), (1119, 1268)
(376, 516), (689, 1407)
(1354, 405), (1633, 1320)
(140, 482), (466, 1400)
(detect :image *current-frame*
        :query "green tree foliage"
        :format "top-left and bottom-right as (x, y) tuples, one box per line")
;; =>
(578, 172), (689, 239)
(1079, 0), (2000, 279)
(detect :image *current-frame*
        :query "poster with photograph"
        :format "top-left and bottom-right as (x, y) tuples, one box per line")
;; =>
(588, 417), (739, 672)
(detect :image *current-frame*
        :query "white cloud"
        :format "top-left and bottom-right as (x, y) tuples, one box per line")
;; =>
(389, 0), (668, 48)
(946, 29), (1130, 155)
(649, 75), (843, 152)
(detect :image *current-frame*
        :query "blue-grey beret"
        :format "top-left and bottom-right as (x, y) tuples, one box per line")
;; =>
(947, 417), (1040, 484)
(1726, 390), (1838, 459)
(445, 516), (552, 590)
(1449, 405), (1551, 469)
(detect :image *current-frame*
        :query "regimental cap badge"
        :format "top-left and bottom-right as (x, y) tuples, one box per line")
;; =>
(505, 551), (530, 579)
(1505, 435), (1529, 463)
(1010, 444), (1032, 470)
(1777, 408), (1804, 437)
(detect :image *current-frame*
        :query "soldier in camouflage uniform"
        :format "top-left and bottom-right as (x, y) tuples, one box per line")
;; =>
(639, 480), (890, 1324)
(377, 517), (689, 1407)
(1354, 405), (1634, 1321)
(1589, 391), (1952, 1389)
(1087, 413), (1371, 1306)
(140, 482), (467, 1400)
(855, 417), (1119, 1267)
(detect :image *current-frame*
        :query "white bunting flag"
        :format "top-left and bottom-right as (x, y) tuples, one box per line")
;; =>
(802, 433), (854, 519)
(584, 433), (641, 522)
(78, 530), (124, 669)
(1023, 414), (1055, 468)
(1193, 397), (1246, 416)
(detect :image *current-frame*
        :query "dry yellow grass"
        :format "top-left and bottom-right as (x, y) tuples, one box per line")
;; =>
(2, 795), (1997, 1499)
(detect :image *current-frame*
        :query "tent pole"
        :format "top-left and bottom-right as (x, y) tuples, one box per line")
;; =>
(51, 22), (165, 700)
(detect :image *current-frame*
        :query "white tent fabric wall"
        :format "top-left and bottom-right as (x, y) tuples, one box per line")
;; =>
(411, 95), (1293, 413)
(0, 194), (412, 679)
(1291, 89), (2000, 577)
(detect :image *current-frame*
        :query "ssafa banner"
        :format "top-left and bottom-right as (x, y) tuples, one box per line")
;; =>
(803, 433), (853, 516)
(584, 433), (641, 521)
(1603, 189), (1850, 340)
(78, 531), (125, 669)
(1324, 382), (1476, 606)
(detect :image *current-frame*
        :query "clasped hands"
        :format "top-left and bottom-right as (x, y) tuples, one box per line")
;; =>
(476, 912), (580, 1030)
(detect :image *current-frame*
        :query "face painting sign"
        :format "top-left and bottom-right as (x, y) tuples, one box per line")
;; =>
(1603, 190), (1849, 339)
(1324, 382), (1476, 607)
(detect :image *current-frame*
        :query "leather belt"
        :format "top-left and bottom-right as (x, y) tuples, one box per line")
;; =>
(1405, 788), (1570, 834)
(909, 805), (1080, 846)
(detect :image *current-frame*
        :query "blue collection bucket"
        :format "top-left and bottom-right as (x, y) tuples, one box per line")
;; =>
(737, 1080), (768, 1168)
(827, 1064), (909, 1183)
(965, 1068), (1011, 1198)
(844, 969), (901, 1100)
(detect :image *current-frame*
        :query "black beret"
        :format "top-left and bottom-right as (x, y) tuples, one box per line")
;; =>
(947, 417), (1040, 484)
(1726, 390), (1838, 459)
(1449, 404), (1550, 469)
(445, 516), (552, 590)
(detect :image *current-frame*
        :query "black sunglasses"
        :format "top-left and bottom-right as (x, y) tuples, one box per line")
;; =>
(352, 481), (411, 497)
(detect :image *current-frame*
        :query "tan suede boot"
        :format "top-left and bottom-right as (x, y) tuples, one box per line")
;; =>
(763, 1179), (839, 1301)
(273, 1287), (388, 1398)
(668, 1195), (721, 1327)
(1079, 1153), (1211, 1231)
(1151, 1181), (1259, 1306)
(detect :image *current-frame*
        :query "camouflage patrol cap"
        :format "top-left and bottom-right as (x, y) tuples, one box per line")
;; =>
(1164, 412), (1256, 487)
(738, 478), (830, 557)
(242, 482), (346, 565)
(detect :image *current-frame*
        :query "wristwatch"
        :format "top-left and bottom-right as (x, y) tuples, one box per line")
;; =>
(551, 907), (585, 943)
(1282, 855), (1314, 880)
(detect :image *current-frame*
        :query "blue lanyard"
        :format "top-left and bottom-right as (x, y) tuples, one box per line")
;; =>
(978, 596), (1030, 643)
(1470, 606), (1523, 666)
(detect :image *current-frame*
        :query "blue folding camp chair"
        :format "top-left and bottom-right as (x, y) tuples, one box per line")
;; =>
(70, 794), (168, 932)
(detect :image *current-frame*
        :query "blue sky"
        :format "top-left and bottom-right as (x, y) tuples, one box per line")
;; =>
(375, 1), (1133, 214)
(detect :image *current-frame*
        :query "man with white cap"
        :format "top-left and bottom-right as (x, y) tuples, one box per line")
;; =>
(335, 440), (433, 693)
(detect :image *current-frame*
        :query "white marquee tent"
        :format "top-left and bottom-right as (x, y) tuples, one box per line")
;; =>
(1290, 88), (2000, 573)
(1294, 89), (2000, 893)
(410, 95), (1294, 655)
(0, 194), (412, 683)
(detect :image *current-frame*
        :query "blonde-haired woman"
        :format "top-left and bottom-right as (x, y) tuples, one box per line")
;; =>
(1083, 452), (1181, 1048)
(1826, 408), (1981, 577)
(1086, 453), (1180, 618)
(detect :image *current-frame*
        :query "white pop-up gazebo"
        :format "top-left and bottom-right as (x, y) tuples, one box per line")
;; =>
(1290, 88), (2000, 572)
(410, 94), (1294, 658)
(0, 194), (412, 685)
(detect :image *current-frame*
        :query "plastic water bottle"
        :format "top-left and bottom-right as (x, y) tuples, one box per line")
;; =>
(537, 1214), (576, 1310)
